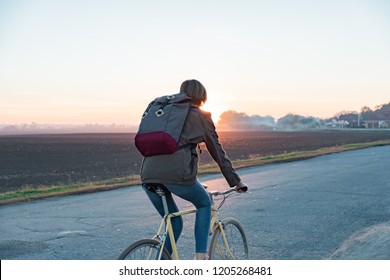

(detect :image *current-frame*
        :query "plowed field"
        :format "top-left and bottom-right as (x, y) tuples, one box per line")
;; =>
(1, 130), (390, 192)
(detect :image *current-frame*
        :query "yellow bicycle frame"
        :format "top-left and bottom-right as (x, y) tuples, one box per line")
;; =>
(154, 201), (234, 260)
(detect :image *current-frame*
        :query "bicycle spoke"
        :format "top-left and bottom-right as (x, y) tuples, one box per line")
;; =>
(118, 239), (171, 260)
(209, 218), (249, 260)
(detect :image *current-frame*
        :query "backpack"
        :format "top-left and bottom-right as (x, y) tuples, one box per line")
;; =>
(134, 92), (192, 157)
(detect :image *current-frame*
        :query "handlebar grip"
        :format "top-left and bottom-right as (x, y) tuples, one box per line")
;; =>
(237, 186), (248, 193)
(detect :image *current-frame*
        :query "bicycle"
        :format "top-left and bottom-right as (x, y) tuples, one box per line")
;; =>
(117, 184), (249, 260)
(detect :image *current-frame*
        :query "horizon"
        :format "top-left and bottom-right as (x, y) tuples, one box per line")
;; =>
(1, 0), (390, 126)
(1, 101), (389, 135)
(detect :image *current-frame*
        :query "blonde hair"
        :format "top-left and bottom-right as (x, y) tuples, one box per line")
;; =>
(180, 79), (207, 106)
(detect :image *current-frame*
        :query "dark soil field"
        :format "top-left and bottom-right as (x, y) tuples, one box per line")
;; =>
(1, 130), (390, 193)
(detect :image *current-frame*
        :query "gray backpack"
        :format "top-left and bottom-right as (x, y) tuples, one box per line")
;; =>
(135, 93), (192, 156)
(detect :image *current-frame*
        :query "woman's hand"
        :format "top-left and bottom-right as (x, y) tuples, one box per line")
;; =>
(235, 181), (248, 193)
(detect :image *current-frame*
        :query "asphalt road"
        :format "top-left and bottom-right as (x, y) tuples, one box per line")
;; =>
(1, 146), (389, 260)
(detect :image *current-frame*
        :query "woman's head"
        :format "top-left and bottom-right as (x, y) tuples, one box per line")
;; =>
(180, 79), (207, 106)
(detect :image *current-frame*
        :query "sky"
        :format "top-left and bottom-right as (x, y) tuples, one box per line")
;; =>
(1, 0), (389, 126)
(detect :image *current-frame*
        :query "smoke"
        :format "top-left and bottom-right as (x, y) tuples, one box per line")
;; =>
(216, 111), (324, 131)
(277, 114), (324, 130)
(217, 110), (276, 131)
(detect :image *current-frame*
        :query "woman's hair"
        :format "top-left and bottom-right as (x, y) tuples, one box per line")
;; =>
(180, 79), (207, 106)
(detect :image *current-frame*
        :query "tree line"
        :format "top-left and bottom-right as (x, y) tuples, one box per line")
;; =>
(216, 102), (390, 131)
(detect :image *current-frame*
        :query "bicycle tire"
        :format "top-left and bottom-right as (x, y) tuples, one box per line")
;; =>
(117, 238), (172, 260)
(208, 217), (249, 260)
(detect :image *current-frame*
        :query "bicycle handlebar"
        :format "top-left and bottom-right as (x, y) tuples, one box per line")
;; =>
(208, 186), (248, 197)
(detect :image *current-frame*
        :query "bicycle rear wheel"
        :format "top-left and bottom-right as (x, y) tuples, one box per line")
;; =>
(117, 238), (171, 260)
(209, 218), (249, 260)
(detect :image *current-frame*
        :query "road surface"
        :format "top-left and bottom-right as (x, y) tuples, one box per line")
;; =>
(1, 146), (389, 259)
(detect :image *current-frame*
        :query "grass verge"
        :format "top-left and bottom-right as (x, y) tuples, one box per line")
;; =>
(1, 139), (389, 205)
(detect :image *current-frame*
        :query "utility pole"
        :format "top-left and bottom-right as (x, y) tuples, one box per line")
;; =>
(358, 113), (361, 127)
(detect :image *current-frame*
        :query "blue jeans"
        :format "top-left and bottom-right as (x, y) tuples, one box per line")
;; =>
(142, 180), (211, 254)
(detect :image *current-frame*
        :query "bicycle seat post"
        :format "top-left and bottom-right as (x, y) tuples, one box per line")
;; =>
(155, 187), (169, 216)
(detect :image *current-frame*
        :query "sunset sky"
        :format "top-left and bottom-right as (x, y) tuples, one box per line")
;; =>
(1, 0), (389, 125)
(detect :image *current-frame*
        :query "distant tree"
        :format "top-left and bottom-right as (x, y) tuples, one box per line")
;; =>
(361, 106), (372, 113)
(277, 114), (301, 129)
(217, 110), (275, 131)
(334, 110), (358, 118)
(338, 112), (361, 128)
(214, 101), (390, 131)
(277, 114), (323, 130)
(360, 106), (374, 121)
(360, 102), (390, 121)
(373, 102), (390, 120)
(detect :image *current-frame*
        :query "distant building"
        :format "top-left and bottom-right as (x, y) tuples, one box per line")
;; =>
(325, 119), (349, 128)
(363, 120), (389, 129)
(338, 113), (361, 128)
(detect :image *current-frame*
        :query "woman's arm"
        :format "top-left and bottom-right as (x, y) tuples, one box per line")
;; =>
(201, 112), (242, 188)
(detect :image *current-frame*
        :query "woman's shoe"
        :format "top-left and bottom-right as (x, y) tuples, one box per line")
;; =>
(194, 253), (209, 260)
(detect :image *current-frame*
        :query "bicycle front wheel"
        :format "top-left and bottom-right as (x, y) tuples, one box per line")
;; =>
(117, 239), (171, 260)
(209, 218), (249, 260)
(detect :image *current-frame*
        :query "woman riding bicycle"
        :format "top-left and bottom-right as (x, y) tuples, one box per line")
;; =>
(140, 79), (248, 260)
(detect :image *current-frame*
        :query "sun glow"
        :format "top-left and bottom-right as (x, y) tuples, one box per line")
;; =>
(201, 93), (231, 124)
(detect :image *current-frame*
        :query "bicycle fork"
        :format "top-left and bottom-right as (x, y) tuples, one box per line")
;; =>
(211, 210), (236, 260)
